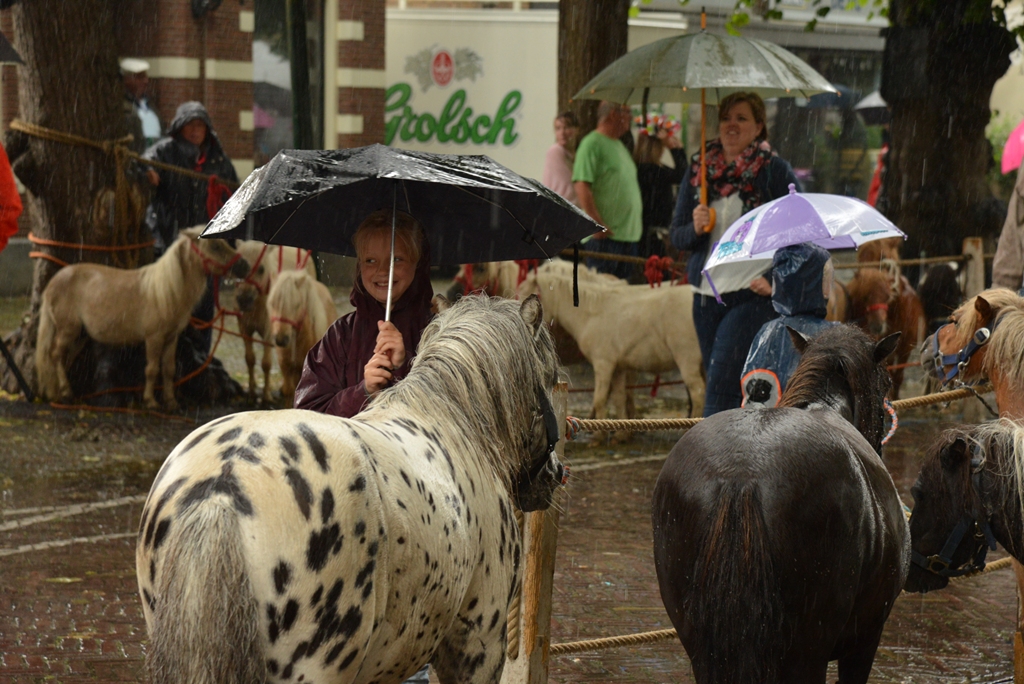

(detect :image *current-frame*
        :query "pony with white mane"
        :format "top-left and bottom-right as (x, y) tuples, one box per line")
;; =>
(135, 294), (564, 684)
(35, 225), (249, 410)
(233, 241), (317, 404)
(266, 269), (338, 403)
(519, 260), (704, 439)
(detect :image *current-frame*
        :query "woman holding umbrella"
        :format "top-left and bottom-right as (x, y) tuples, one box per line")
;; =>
(294, 209), (434, 418)
(670, 91), (800, 417)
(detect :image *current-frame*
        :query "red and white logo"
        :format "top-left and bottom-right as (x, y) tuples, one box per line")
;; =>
(431, 50), (454, 88)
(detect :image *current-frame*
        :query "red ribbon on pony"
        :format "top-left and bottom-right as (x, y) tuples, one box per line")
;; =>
(516, 259), (539, 288)
(645, 255), (676, 287)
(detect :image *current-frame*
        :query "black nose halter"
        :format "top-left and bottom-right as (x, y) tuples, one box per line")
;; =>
(910, 447), (997, 578)
(519, 387), (564, 486)
(930, 321), (994, 386)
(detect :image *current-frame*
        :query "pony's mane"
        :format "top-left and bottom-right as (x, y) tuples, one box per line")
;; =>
(949, 288), (1024, 387)
(267, 270), (328, 333)
(780, 325), (891, 450)
(943, 419), (1024, 527)
(847, 268), (893, 304)
(364, 295), (560, 488)
(140, 233), (197, 319)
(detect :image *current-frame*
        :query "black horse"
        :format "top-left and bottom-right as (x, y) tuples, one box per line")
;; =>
(905, 420), (1024, 593)
(652, 325), (906, 684)
(917, 263), (963, 336)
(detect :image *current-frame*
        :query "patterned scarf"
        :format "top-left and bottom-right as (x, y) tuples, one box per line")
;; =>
(690, 139), (775, 212)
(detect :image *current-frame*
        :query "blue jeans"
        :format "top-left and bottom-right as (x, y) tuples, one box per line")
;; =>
(585, 238), (638, 281)
(693, 290), (776, 417)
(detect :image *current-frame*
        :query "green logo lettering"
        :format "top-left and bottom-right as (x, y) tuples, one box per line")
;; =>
(383, 82), (522, 148)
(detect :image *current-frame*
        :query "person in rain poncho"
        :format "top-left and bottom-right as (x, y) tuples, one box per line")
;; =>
(143, 101), (238, 254)
(740, 242), (839, 408)
(294, 210), (434, 418)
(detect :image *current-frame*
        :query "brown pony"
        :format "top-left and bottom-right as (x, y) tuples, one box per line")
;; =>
(233, 241), (316, 404)
(843, 264), (925, 398)
(265, 269), (338, 403)
(34, 226), (249, 410)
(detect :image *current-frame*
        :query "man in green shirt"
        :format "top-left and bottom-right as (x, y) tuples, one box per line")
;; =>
(572, 101), (643, 280)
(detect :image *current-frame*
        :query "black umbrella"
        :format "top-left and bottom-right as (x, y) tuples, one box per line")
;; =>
(203, 144), (600, 317)
(204, 144), (599, 263)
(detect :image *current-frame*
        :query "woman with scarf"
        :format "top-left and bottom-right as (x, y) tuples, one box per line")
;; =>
(669, 92), (800, 417)
(294, 209), (434, 419)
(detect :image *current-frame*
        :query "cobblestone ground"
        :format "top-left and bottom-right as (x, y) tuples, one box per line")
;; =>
(0, 292), (1017, 683)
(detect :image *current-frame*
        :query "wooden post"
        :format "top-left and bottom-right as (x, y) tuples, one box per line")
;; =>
(500, 383), (566, 684)
(961, 237), (988, 423)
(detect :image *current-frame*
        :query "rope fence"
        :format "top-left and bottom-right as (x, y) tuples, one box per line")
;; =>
(564, 385), (988, 436)
(548, 556), (1016, 657)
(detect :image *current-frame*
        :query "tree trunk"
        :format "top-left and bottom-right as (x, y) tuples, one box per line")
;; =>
(557, 0), (629, 135)
(0, 0), (135, 394)
(881, 0), (1015, 271)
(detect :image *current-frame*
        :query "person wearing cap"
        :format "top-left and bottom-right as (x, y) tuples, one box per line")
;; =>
(740, 242), (839, 408)
(143, 101), (238, 353)
(120, 58), (162, 152)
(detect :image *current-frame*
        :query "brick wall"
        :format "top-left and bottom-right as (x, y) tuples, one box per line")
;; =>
(336, 0), (385, 148)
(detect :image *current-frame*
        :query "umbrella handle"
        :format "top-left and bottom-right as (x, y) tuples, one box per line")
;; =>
(699, 87), (717, 235)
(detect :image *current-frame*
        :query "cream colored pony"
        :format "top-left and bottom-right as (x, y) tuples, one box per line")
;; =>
(233, 241), (317, 403)
(266, 269), (338, 402)
(35, 225), (248, 410)
(519, 260), (705, 439)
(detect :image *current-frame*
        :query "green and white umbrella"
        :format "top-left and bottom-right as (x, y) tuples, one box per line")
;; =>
(573, 13), (835, 232)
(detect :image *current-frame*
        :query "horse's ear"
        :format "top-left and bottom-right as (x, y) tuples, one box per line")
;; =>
(787, 326), (811, 355)
(431, 295), (451, 316)
(181, 225), (204, 241)
(975, 296), (993, 323)
(520, 294), (543, 335)
(873, 332), (901, 363)
(939, 436), (970, 473)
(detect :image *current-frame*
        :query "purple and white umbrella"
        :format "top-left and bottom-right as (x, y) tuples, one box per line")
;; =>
(701, 184), (905, 302)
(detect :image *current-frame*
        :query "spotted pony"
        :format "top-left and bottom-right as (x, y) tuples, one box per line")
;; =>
(136, 294), (564, 684)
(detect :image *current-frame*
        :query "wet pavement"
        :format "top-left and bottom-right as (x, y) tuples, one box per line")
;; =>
(0, 294), (1018, 683)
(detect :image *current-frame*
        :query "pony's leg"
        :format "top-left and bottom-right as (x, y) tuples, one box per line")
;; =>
(260, 335), (273, 404)
(142, 335), (163, 409)
(675, 355), (706, 418)
(47, 320), (83, 402)
(243, 333), (257, 401)
(609, 369), (632, 443)
(835, 633), (884, 684)
(590, 360), (615, 443)
(159, 333), (179, 411)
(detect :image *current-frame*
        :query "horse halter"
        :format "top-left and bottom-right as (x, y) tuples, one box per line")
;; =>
(271, 311), (306, 331)
(910, 447), (997, 578)
(517, 387), (566, 489)
(189, 240), (243, 276)
(929, 321), (994, 386)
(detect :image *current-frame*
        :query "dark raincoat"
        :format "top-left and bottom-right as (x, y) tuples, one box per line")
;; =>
(293, 242), (435, 418)
(741, 243), (839, 407)
(143, 101), (238, 251)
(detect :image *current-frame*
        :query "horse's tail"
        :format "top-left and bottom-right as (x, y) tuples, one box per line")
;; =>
(146, 501), (266, 684)
(33, 295), (60, 399)
(689, 481), (782, 684)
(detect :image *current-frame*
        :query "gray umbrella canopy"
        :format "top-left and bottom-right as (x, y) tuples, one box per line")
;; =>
(573, 31), (835, 105)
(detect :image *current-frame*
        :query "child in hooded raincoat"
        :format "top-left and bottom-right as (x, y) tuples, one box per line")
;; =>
(741, 242), (839, 408)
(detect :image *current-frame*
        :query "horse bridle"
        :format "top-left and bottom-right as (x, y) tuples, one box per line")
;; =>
(910, 447), (997, 578)
(929, 320), (995, 386)
(190, 240), (243, 276)
(517, 387), (566, 488)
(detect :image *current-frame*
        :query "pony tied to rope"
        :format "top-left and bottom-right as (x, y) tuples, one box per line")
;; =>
(135, 295), (564, 684)
(233, 241), (317, 404)
(266, 269), (338, 404)
(34, 225), (249, 411)
(518, 260), (705, 439)
(652, 325), (906, 684)
(904, 420), (1024, 593)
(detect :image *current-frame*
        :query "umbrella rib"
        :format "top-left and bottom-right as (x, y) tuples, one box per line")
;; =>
(265, 188), (335, 245)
